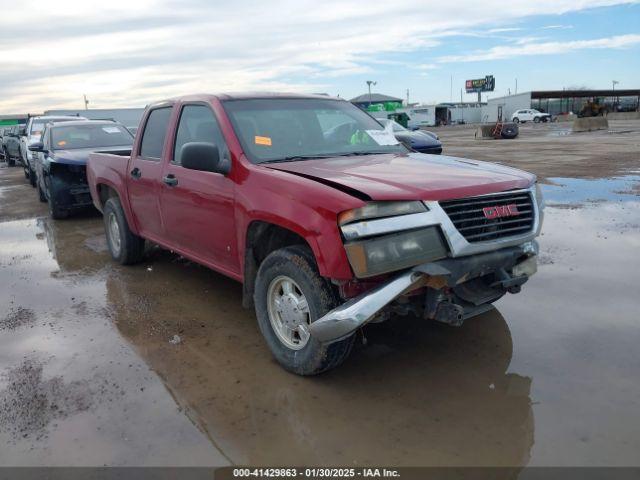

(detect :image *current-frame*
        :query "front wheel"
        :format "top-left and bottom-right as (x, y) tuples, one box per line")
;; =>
(47, 183), (68, 219)
(28, 166), (37, 187)
(37, 181), (47, 202)
(103, 197), (145, 265)
(512, 117), (519, 123)
(254, 245), (355, 375)
(533, 117), (541, 123)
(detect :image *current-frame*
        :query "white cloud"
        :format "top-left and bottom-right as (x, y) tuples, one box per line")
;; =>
(437, 33), (640, 63)
(0, 0), (638, 111)
(487, 27), (523, 33)
(542, 24), (574, 29)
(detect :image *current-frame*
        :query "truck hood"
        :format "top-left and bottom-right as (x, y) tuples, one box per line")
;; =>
(51, 145), (132, 166)
(264, 152), (535, 201)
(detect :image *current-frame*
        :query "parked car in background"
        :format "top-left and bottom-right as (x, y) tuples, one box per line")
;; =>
(2, 125), (23, 166)
(87, 93), (543, 375)
(21, 115), (87, 186)
(511, 109), (552, 123)
(377, 118), (443, 154)
(30, 120), (133, 219)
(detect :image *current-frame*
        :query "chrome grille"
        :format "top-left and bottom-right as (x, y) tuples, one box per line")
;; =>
(439, 190), (535, 243)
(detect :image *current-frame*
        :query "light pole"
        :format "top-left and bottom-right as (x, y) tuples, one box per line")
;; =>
(366, 80), (377, 107)
(612, 80), (619, 110)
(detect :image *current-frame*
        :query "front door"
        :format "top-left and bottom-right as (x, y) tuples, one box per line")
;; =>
(158, 103), (238, 276)
(127, 106), (173, 242)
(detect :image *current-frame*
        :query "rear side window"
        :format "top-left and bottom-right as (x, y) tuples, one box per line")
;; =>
(139, 107), (172, 159)
(173, 105), (226, 164)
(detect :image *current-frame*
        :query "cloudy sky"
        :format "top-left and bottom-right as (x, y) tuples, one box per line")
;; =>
(1, 0), (639, 112)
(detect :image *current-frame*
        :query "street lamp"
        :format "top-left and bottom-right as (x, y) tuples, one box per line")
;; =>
(366, 80), (377, 107)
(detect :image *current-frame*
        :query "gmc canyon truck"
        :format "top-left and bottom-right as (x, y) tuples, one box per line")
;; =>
(87, 93), (543, 375)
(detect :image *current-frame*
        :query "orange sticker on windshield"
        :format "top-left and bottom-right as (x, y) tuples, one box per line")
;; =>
(57, 141), (67, 146)
(254, 135), (272, 146)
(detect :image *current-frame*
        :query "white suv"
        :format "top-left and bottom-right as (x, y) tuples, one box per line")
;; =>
(511, 109), (552, 124)
(21, 115), (86, 186)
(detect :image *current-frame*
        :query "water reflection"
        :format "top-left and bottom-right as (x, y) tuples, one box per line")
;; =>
(540, 175), (640, 205)
(105, 261), (534, 466)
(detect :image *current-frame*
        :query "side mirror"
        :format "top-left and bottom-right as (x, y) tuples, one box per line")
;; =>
(180, 142), (229, 174)
(28, 142), (45, 152)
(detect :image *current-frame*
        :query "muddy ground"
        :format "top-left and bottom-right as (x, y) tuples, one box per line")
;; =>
(0, 122), (639, 468)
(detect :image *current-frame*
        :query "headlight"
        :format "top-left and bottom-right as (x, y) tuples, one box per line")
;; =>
(338, 201), (427, 226)
(344, 227), (448, 278)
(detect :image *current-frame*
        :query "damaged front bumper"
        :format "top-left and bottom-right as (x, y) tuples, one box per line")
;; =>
(309, 241), (538, 343)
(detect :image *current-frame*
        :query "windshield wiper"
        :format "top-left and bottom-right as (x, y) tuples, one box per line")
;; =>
(260, 151), (394, 164)
(260, 154), (335, 164)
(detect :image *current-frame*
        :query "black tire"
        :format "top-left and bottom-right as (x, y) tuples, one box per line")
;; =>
(24, 164), (29, 179)
(542, 116), (549, 123)
(533, 117), (540, 123)
(29, 166), (37, 187)
(512, 117), (519, 123)
(47, 183), (69, 219)
(254, 245), (355, 375)
(103, 197), (145, 265)
(501, 124), (519, 139)
(37, 181), (47, 202)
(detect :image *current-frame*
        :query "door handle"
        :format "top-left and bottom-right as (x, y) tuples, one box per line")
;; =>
(130, 167), (141, 179)
(163, 174), (178, 187)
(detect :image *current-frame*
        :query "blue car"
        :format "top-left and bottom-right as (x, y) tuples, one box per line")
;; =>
(377, 119), (443, 155)
(30, 120), (134, 219)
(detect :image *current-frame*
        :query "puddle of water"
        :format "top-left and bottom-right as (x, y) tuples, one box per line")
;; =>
(541, 175), (640, 205)
(0, 218), (227, 466)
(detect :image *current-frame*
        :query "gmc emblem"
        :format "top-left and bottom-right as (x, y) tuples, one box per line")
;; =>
(483, 204), (520, 219)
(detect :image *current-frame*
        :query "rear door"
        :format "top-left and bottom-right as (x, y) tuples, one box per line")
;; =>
(127, 105), (174, 242)
(158, 103), (238, 275)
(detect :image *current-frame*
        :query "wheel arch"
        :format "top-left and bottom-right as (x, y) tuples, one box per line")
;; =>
(95, 182), (140, 235)
(242, 220), (320, 309)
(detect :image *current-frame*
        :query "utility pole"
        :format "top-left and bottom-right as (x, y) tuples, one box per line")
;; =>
(366, 80), (377, 107)
(515, 78), (518, 94)
(83, 94), (89, 110)
(406, 88), (410, 105)
(612, 80), (619, 110)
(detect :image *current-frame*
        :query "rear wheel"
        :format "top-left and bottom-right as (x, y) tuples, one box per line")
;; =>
(512, 117), (519, 123)
(103, 197), (145, 265)
(254, 245), (355, 375)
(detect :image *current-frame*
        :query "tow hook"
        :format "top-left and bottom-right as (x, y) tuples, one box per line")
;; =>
(490, 268), (528, 293)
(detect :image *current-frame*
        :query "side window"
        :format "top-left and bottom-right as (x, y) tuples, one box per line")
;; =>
(173, 105), (226, 165)
(139, 107), (172, 160)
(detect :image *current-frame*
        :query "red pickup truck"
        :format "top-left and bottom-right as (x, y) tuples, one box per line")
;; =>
(87, 93), (543, 375)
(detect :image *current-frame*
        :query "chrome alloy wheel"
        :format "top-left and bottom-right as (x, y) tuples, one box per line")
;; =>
(107, 212), (121, 257)
(267, 275), (311, 350)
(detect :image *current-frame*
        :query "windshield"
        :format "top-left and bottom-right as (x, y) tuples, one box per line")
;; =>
(51, 123), (133, 150)
(31, 118), (78, 137)
(223, 98), (404, 164)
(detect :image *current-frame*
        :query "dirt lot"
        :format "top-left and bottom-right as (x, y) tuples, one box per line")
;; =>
(0, 122), (639, 468)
